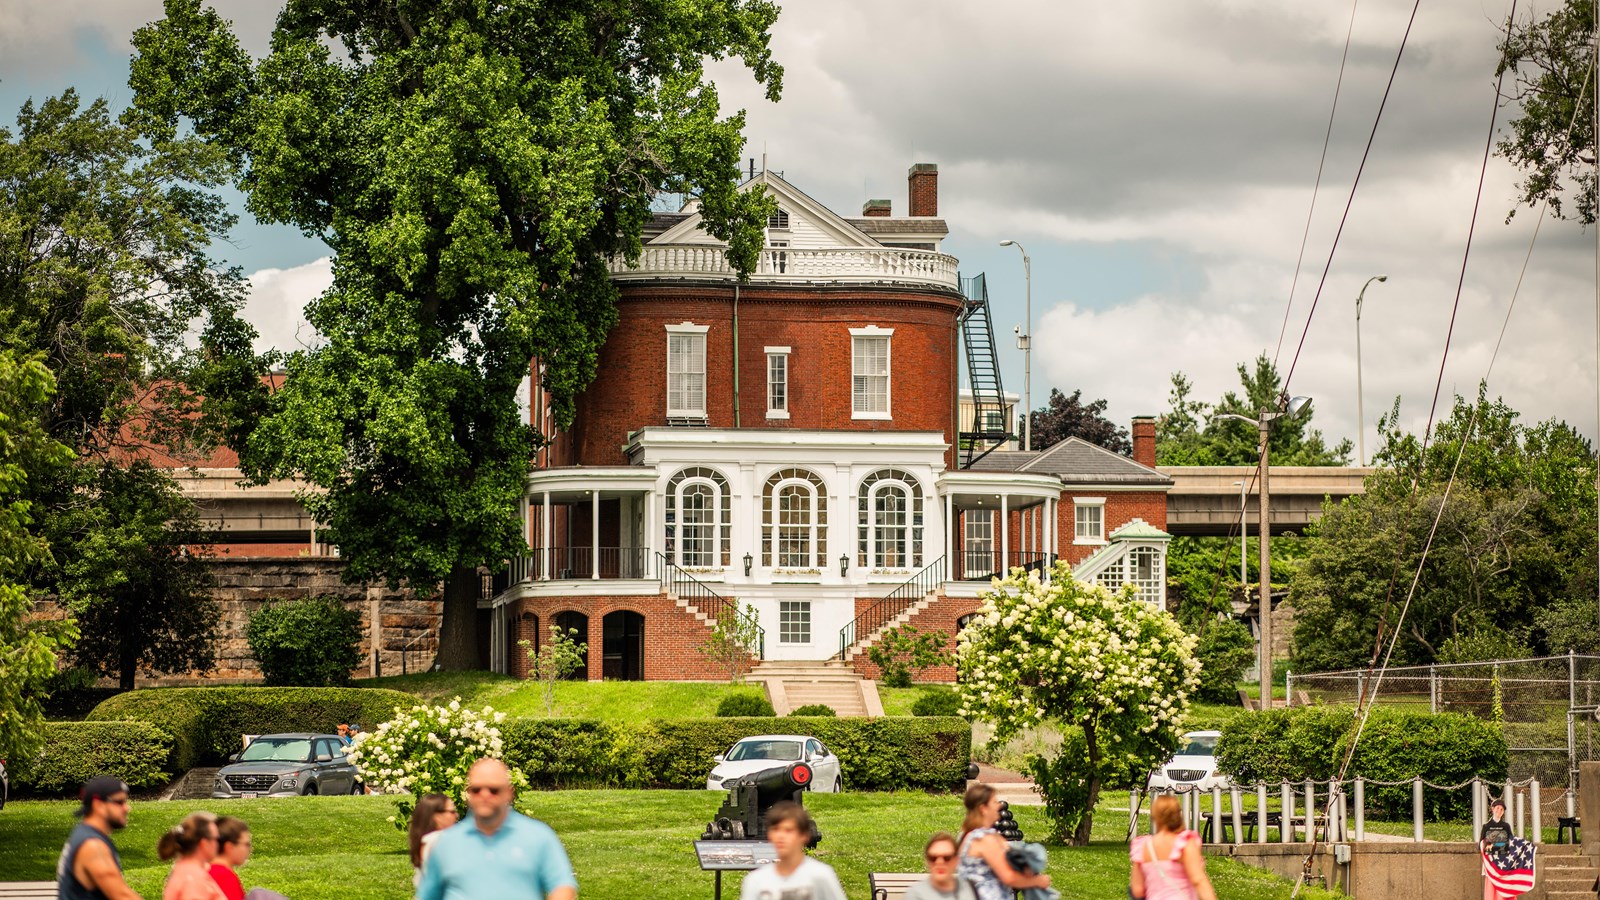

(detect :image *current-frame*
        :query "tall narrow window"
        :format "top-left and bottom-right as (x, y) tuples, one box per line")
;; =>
(666, 324), (708, 418)
(766, 347), (790, 418)
(857, 469), (923, 569)
(850, 328), (892, 418)
(964, 511), (994, 578)
(665, 467), (730, 568)
(761, 468), (828, 568)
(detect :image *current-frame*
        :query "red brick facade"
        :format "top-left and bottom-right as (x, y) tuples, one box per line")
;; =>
(553, 285), (964, 468)
(1056, 491), (1168, 566)
(908, 164), (938, 217)
(509, 592), (753, 682)
(846, 593), (985, 682)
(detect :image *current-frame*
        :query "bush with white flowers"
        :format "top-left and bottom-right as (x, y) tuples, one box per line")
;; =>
(346, 698), (524, 828)
(958, 561), (1200, 844)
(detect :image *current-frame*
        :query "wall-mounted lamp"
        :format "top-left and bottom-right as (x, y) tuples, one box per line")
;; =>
(839, 554), (849, 577)
(743, 553), (753, 576)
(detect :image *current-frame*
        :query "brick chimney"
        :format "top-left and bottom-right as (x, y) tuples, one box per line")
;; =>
(862, 199), (892, 217)
(908, 163), (938, 217)
(1132, 416), (1157, 468)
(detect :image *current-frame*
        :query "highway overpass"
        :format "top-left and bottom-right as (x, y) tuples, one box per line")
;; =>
(1161, 466), (1372, 537)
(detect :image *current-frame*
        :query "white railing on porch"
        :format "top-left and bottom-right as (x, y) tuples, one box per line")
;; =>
(609, 245), (960, 289)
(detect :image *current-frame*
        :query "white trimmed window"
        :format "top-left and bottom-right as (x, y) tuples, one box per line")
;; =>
(762, 468), (827, 568)
(666, 323), (708, 418)
(779, 601), (811, 644)
(850, 327), (892, 419)
(766, 347), (790, 418)
(857, 469), (923, 569)
(964, 510), (994, 575)
(1074, 499), (1106, 544)
(665, 467), (730, 568)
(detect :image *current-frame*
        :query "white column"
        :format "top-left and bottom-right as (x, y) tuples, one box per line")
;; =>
(945, 493), (955, 569)
(645, 490), (657, 579)
(591, 492), (601, 579)
(541, 491), (551, 580)
(1000, 495), (1010, 573)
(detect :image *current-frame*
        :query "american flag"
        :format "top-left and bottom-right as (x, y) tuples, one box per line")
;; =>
(1482, 836), (1536, 899)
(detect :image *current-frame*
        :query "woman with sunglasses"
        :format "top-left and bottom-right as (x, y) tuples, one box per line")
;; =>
(157, 811), (226, 900)
(409, 793), (460, 890)
(905, 832), (975, 900)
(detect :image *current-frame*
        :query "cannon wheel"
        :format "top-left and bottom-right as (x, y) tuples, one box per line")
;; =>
(730, 820), (746, 840)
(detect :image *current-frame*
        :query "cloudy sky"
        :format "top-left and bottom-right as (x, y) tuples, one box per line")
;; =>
(3, 0), (1596, 452)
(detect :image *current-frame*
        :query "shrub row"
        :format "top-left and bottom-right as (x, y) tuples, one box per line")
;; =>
(86, 687), (416, 771)
(12, 721), (174, 794)
(1215, 707), (1508, 820)
(501, 716), (972, 792)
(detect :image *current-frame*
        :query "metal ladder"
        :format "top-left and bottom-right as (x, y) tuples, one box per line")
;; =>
(959, 272), (1012, 468)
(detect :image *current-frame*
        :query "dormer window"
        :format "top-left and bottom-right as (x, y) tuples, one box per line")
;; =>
(767, 209), (790, 230)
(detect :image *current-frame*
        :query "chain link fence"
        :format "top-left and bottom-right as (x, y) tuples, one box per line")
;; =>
(1287, 653), (1600, 786)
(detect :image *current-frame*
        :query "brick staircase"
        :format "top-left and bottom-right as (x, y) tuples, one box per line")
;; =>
(1540, 844), (1598, 900)
(841, 592), (938, 662)
(750, 660), (883, 717)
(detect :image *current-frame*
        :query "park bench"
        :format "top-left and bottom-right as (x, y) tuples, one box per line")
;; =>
(0, 882), (58, 899)
(1557, 815), (1581, 844)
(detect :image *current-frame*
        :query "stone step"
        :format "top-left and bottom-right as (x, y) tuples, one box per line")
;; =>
(163, 768), (221, 801)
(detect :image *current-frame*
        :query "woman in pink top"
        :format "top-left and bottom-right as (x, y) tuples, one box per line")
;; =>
(158, 812), (227, 900)
(1130, 795), (1217, 900)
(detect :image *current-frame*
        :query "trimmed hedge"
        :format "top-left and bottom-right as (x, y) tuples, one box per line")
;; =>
(13, 721), (173, 794)
(911, 689), (962, 717)
(1216, 707), (1507, 819)
(716, 694), (776, 717)
(502, 716), (971, 792)
(85, 687), (416, 771)
(787, 704), (837, 717)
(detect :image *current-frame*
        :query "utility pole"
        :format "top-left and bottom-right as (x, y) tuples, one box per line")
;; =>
(1258, 412), (1273, 707)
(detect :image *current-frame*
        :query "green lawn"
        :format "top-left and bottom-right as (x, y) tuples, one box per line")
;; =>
(2, 792), (1338, 900)
(365, 671), (767, 719)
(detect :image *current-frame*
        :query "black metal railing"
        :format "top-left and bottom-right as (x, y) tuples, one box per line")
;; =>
(500, 547), (654, 582)
(838, 556), (946, 659)
(954, 550), (1052, 581)
(656, 552), (764, 659)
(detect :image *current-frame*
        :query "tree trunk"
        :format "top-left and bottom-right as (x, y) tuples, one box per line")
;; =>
(1071, 721), (1103, 846)
(433, 565), (481, 671)
(118, 643), (136, 692)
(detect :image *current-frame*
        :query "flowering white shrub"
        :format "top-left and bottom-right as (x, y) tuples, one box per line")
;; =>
(958, 562), (1200, 844)
(346, 698), (525, 828)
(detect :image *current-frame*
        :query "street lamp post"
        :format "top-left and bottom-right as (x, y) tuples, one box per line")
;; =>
(1214, 396), (1312, 708)
(1355, 275), (1387, 466)
(1000, 239), (1032, 452)
(1232, 480), (1248, 589)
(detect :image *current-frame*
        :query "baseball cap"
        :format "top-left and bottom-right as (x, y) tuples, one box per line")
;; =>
(77, 775), (130, 817)
(1491, 797), (1507, 811)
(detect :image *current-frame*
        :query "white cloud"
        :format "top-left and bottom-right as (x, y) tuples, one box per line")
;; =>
(0, 1), (277, 71)
(244, 257), (331, 356)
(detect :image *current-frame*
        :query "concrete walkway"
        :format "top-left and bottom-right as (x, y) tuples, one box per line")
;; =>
(970, 762), (1042, 806)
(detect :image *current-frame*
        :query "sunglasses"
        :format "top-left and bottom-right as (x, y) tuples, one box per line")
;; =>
(466, 785), (506, 796)
(926, 853), (955, 863)
(104, 798), (130, 807)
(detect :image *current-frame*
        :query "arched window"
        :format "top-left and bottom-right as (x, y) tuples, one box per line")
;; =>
(762, 468), (828, 568)
(857, 469), (923, 569)
(665, 467), (730, 568)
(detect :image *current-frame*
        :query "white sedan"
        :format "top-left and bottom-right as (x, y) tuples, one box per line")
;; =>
(1147, 730), (1233, 792)
(705, 734), (844, 793)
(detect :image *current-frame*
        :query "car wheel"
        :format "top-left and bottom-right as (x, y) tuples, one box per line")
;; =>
(303, 783), (318, 796)
(833, 777), (842, 794)
(351, 779), (363, 795)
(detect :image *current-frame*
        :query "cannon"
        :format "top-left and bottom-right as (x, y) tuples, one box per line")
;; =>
(700, 761), (821, 847)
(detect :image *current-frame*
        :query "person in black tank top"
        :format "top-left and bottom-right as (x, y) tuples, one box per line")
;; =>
(56, 775), (143, 900)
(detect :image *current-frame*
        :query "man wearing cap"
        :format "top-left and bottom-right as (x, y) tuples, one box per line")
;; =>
(57, 775), (143, 900)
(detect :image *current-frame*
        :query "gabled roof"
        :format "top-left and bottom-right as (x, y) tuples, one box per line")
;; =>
(1109, 518), (1172, 540)
(967, 438), (1172, 485)
(1020, 437), (1171, 484)
(649, 170), (883, 249)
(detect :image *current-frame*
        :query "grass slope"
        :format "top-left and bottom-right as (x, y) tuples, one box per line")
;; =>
(365, 672), (767, 719)
(2, 793), (1338, 900)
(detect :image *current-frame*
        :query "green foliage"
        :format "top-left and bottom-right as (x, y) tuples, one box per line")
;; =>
(11, 721), (173, 794)
(128, 0), (784, 669)
(246, 596), (364, 687)
(1155, 358), (1351, 466)
(1028, 388), (1131, 454)
(959, 563), (1200, 844)
(787, 704), (836, 717)
(698, 603), (762, 683)
(84, 687), (415, 771)
(910, 689), (964, 718)
(500, 716), (971, 791)
(1290, 389), (1597, 669)
(1189, 617), (1256, 703)
(348, 700), (521, 829)
(0, 351), (77, 767)
(1025, 728), (1094, 843)
(715, 694), (776, 717)
(0, 90), (259, 690)
(1496, 0), (1599, 224)
(1215, 707), (1507, 819)
(520, 625), (588, 716)
(865, 626), (951, 688)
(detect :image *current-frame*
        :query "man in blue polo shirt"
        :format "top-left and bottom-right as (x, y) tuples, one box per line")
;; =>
(417, 758), (577, 900)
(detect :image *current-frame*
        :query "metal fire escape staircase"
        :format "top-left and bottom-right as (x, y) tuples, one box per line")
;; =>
(959, 273), (1013, 468)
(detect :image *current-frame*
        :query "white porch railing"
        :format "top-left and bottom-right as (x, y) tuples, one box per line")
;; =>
(609, 245), (960, 290)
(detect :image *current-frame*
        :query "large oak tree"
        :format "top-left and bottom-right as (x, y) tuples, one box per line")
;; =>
(128, 0), (784, 668)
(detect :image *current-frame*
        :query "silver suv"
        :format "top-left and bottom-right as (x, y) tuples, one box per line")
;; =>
(212, 733), (359, 798)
